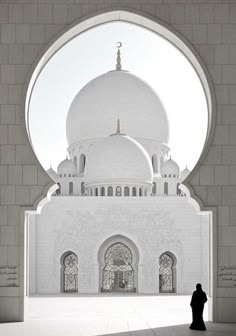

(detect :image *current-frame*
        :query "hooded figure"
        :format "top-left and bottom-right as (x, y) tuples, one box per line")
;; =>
(189, 283), (207, 330)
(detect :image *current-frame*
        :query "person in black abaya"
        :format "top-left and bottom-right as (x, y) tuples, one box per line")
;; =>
(189, 283), (207, 330)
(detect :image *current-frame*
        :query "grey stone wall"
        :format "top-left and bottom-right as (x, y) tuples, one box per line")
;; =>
(0, 0), (236, 322)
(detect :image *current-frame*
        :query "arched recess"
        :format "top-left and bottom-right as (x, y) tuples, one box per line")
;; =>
(79, 154), (86, 174)
(152, 182), (157, 195)
(23, 9), (217, 322)
(98, 235), (139, 293)
(55, 182), (61, 196)
(152, 154), (158, 173)
(73, 156), (77, 170)
(177, 183), (181, 196)
(159, 251), (177, 293)
(101, 186), (105, 196)
(69, 181), (73, 195)
(164, 182), (168, 195)
(108, 186), (113, 196)
(124, 186), (129, 196)
(60, 251), (79, 293)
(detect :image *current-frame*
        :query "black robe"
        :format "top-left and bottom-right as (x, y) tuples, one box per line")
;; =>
(189, 289), (207, 330)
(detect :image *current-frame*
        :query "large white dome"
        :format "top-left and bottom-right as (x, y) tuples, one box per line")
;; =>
(66, 70), (169, 146)
(85, 132), (153, 185)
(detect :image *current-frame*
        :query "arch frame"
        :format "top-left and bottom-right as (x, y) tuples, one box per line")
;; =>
(97, 234), (140, 293)
(21, 8), (217, 321)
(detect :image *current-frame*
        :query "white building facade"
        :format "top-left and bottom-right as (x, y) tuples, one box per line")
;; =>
(29, 48), (209, 295)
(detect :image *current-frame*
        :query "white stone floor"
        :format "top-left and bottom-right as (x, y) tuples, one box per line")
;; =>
(1, 295), (236, 336)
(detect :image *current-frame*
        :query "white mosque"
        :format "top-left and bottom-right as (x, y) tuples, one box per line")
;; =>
(29, 44), (209, 295)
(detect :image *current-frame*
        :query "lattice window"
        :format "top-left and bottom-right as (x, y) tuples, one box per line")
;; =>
(116, 186), (122, 196)
(159, 253), (174, 293)
(102, 243), (134, 292)
(63, 252), (78, 293)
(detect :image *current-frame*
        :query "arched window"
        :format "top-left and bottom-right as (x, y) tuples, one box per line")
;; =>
(152, 182), (157, 195)
(101, 187), (105, 196)
(69, 182), (73, 195)
(177, 183), (181, 196)
(56, 183), (61, 195)
(159, 252), (176, 293)
(152, 154), (158, 173)
(79, 154), (86, 174)
(132, 187), (136, 196)
(102, 243), (134, 292)
(108, 186), (113, 196)
(61, 252), (78, 293)
(164, 182), (168, 195)
(116, 186), (122, 196)
(124, 186), (129, 196)
(81, 182), (85, 195)
(95, 188), (98, 196)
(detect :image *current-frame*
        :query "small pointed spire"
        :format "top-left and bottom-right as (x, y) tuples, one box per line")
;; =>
(116, 118), (121, 134)
(110, 118), (126, 136)
(116, 42), (122, 71)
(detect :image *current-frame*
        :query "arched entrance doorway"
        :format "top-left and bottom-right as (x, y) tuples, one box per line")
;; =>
(102, 242), (135, 292)
(98, 235), (139, 293)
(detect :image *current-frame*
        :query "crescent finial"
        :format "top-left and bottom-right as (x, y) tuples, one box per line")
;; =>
(116, 42), (122, 71)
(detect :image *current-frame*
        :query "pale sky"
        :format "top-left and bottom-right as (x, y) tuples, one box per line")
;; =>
(29, 21), (208, 172)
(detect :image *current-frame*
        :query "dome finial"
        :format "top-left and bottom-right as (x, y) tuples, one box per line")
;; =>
(110, 118), (126, 136)
(116, 42), (122, 71)
(117, 118), (121, 134)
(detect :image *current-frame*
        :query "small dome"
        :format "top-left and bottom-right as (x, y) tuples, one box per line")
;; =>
(47, 166), (58, 180)
(57, 158), (76, 176)
(161, 157), (180, 177)
(66, 70), (169, 145)
(181, 166), (190, 180)
(85, 130), (153, 186)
